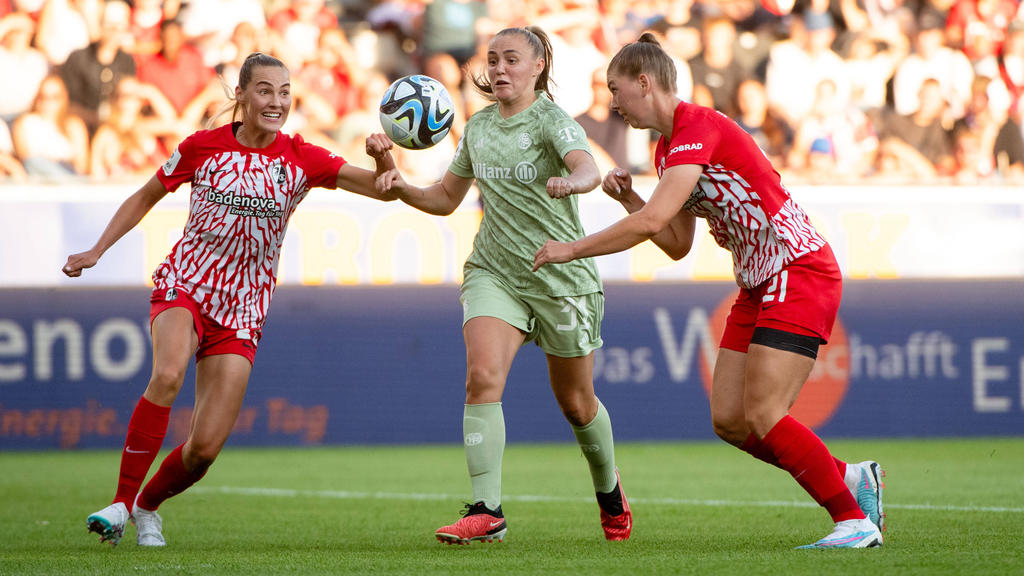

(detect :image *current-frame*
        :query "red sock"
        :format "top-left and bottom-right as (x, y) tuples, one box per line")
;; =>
(760, 415), (862, 523)
(113, 396), (170, 509)
(741, 433), (848, 477)
(136, 444), (208, 511)
(740, 433), (780, 467)
(834, 458), (847, 478)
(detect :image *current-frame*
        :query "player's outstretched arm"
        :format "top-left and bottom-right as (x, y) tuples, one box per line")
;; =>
(533, 164), (701, 271)
(334, 134), (400, 202)
(377, 168), (474, 216)
(603, 167), (699, 261)
(62, 175), (169, 277)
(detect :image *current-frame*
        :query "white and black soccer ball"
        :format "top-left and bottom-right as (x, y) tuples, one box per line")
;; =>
(379, 74), (454, 150)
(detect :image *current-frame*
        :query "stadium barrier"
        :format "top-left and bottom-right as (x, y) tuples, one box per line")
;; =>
(1, 279), (1021, 450)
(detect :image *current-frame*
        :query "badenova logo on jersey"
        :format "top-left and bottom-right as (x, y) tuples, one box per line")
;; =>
(206, 190), (284, 218)
(472, 161), (538, 184)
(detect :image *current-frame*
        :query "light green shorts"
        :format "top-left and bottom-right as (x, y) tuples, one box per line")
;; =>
(460, 268), (603, 358)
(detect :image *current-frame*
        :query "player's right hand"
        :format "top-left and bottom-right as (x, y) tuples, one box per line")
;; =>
(602, 168), (633, 202)
(62, 251), (98, 278)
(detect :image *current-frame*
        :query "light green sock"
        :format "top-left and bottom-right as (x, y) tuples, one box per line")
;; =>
(464, 402), (505, 510)
(572, 400), (618, 494)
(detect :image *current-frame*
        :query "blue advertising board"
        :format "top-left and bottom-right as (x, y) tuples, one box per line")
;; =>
(0, 280), (1021, 450)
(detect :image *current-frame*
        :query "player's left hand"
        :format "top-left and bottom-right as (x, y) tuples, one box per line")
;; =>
(546, 176), (574, 199)
(365, 133), (394, 159)
(532, 239), (574, 271)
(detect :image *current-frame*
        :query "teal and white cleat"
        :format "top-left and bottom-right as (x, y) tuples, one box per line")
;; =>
(852, 461), (886, 533)
(87, 502), (129, 547)
(132, 496), (166, 547)
(797, 518), (883, 549)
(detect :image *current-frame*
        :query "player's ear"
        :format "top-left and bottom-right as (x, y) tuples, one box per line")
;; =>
(638, 73), (651, 96)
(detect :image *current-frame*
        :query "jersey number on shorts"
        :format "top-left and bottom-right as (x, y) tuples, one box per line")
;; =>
(762, 270), (789, 305)
(557, 296), (589, 332)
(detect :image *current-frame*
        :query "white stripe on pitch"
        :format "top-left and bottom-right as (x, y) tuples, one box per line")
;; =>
(191, 485), (1024, 514)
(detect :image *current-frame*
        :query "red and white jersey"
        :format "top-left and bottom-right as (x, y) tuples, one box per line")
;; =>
(154, 123), (345, 330)
(655, 102), (826, 289)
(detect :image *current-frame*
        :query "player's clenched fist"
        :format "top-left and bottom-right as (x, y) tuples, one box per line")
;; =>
(62, 251), (99, 277)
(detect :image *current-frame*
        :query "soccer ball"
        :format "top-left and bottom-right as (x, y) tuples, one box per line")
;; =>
(379, 74), (454, 150)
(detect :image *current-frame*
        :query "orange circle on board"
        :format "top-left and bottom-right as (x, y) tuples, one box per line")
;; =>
(698, 295), (850, 429)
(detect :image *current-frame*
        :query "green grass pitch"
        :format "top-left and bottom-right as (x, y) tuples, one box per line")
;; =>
(2, 437), (1022, 575)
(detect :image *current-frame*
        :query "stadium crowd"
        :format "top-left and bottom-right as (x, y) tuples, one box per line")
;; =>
(0, 0), (1022, 185)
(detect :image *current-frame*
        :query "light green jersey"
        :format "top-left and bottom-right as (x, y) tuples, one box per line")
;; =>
(450, 92), (602, 296)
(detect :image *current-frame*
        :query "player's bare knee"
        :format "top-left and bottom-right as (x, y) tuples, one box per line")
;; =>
(743, 406), (782, 439)
(149, 364), (187, 391)
(183, 442), (220, 473)
(711, 415), (747, 445)
(465, 366), (506, 399)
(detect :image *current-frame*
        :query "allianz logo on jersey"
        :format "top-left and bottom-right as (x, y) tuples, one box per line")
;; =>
(471, 161), (538, 184)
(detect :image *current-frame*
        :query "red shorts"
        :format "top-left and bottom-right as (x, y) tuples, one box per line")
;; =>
(719, 244), (842, 353)
(150, 287), (260, 365)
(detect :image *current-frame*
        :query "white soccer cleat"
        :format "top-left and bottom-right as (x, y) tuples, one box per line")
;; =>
(132, 496), (166, 547)
(796, 518), (883, 549)
(87, 502), (129, 547)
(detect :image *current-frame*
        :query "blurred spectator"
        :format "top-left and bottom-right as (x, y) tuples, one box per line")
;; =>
(951, 75), (1007, 177)
(892, 10), (974, 118)
(688, 15), (746, 116)
(871, 77), (956, 178)
(949, 126), (997, 183)
(574, 64), (629, 173)
(89, 76), (178, 179)
(993, 95), (1024, 181)
(595, 0), (654, 50)
(296, 27), (360, 121)
(35, 0), (97, 66)
(644, 25), (695, 103)
(540, 5), (607, 118)
(0, 12), (48, 124)
(0, 119), (27, 181)
(268, 0), (338, 68)
(999, 19), (1024, 114)
(366, 0), (422, 80)
(177, 0), (266, 68)
(135, 18), (214, 116)
(416, 0), (488, 69)
(126, 0), (180, 57)
(765, 9), (850, 125)
(856, 0), (917, 42)
(178, 79), (232, 132)
(279, 75), (339, 146)
(332, 69), (391, 167)
(60, 0), (137, 135)
(11, 73), (89, 177)
(215, 21), (269, 88)
(945, 0), (1018, 64)
(842, 30), (909, 112)
(787, 78), (878, 181)
(709, 0), (777, 80)
(734, 77), (793, 167)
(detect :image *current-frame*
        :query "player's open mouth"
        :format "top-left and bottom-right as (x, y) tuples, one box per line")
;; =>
(262, 112), (282, 120)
